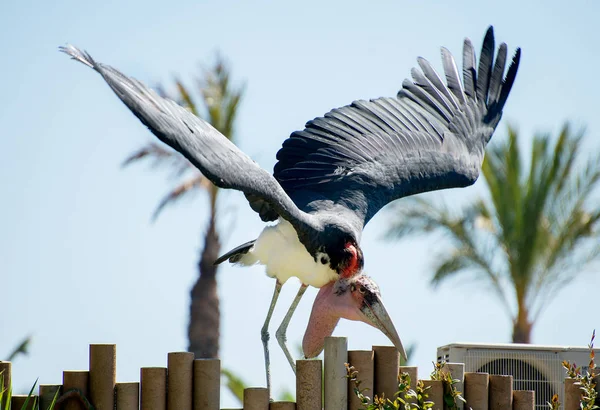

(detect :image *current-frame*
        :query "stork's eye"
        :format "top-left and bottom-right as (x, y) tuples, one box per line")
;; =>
(359, 286), (366, 294)
(320, 256), (329, 265)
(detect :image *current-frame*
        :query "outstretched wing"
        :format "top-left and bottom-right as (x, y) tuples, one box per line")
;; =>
(59, 45), (318, 238)
(273, 27), (520, 227)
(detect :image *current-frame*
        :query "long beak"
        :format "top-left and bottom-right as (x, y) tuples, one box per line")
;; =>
(361, 298), (407, 361)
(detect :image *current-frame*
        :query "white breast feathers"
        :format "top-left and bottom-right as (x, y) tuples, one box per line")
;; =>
(234, 219), (338, 288)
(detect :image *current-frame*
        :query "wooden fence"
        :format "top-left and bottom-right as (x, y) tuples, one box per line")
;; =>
(0, 337), (592, 410)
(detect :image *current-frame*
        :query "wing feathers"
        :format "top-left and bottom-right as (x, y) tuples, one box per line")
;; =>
(64, 28), (521, 238)
(417, 57), (460, 112)
(496, 48), (521, 113)
(274, 27), (520, 228)
(407, 68), (453, 122)
(476, 26), (495, 104)
(441, 47), (467, 105)
(60, 44), (319, 235)
(462, 38), (477, 99)
(487, 42), (507, 106)
(377, 97), (420, 130)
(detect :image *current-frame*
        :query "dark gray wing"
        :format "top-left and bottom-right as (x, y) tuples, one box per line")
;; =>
(59, 45), (319, 239)
(273, 27), (520, 227)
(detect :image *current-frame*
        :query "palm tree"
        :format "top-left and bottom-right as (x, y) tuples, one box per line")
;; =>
(123, 55), (244, 358)
(386, 123), (600, 343)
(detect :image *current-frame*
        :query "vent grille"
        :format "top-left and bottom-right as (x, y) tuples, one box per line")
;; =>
(464, 349), (563, 410)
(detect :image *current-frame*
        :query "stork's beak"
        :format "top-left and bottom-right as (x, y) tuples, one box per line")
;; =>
(360, 298), (407, 361)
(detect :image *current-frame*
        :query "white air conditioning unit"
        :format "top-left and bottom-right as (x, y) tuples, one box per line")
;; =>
(437, 343), (599, 410)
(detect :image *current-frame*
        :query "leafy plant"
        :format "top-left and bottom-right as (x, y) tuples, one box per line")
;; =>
(430, 362), (466, 410)
(6, 337), (31, 362)
(221, 368), (246, 403)
(221, 368), (294, 404)
(561, 330), (598, 410)
(346, 363), (374, 408)
(546, 394), (560, 410)
(0, 372), (59, 410)
(386, 124), (600, 343)
(346, 364), (433, 410)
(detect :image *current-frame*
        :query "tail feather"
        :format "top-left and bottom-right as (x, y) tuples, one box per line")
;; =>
(214, 240), (256, 265)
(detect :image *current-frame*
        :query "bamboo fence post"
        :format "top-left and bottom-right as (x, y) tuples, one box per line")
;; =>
(512, 391), (534, 410)
(464, 372), (489, 410)
(116, 382), (140, 410)
(0, 361), (11, 409)
(347, 350), (373, 410)
(564, 378), (581, 410)
(141, 367), (167, 410)
(373, 346), (399, 401)
(39, 384), (62, 410)
(193, 359), (220, 410)
(168, 352), (194, 410)
(243, 388), (269, 410)
(11, 395), (36, 410)
(324, 337), (348, 410)
(63, 370), (90, 410)
(399, 366), (418, 406)
(440, 363), (464, 410)
(270, 402), (296, 410)
(489, 375), (512, 410)
(296, 359), (322, 410)
(90, 344), (116, 410)
(421, 380), (443, 410)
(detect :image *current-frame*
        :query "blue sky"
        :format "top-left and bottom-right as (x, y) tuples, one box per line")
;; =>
(1, 0), (599, 405)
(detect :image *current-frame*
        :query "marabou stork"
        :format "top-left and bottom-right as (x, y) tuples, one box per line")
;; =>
(60, 26), (520, 391)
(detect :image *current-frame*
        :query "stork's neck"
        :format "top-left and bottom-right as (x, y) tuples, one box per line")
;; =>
(302, 282), (340, 358)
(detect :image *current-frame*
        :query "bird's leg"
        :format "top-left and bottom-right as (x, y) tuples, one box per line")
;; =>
(261, 280), (282, 394)
(275, 283), (308, 374)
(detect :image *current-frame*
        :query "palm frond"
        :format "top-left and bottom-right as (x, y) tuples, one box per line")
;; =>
(521, 126), (600, 315)
(152, 175), (210, 220)
(385, 197), (451, 239)
(278, 390), (295, 401)
(552, 124), (585, 195)
(432, 245), (512, 314)
(221, 368), (246, 404)
(401, 343), (417, 366)
(481, 128), (521, 257)
(197, 53), (244, 140)
(431, 248), (477, 286)
(387, 195), (512, 313)
(7, 336), (31, 361)
(122, 142), (174, 166)
(223, 89), (244, 141)
(175, 79), (199, 116)
(387, 122), (600, 342)
(530, 235), (600, 322)
(122, 142), (193, 178)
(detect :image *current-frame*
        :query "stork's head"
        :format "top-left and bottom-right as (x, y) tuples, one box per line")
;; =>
(318, 235), (364, 278)
(302, 274), (406, 360)
(309, 215), (365, 277)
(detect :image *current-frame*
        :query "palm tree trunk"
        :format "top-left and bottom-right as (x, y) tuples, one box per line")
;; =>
(512, 302), (532, 343)
(188, 211), (221, 358)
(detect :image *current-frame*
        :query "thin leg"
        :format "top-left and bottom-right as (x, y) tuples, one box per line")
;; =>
(261, 281), (282, 394)
(276, 284), (308, 374)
